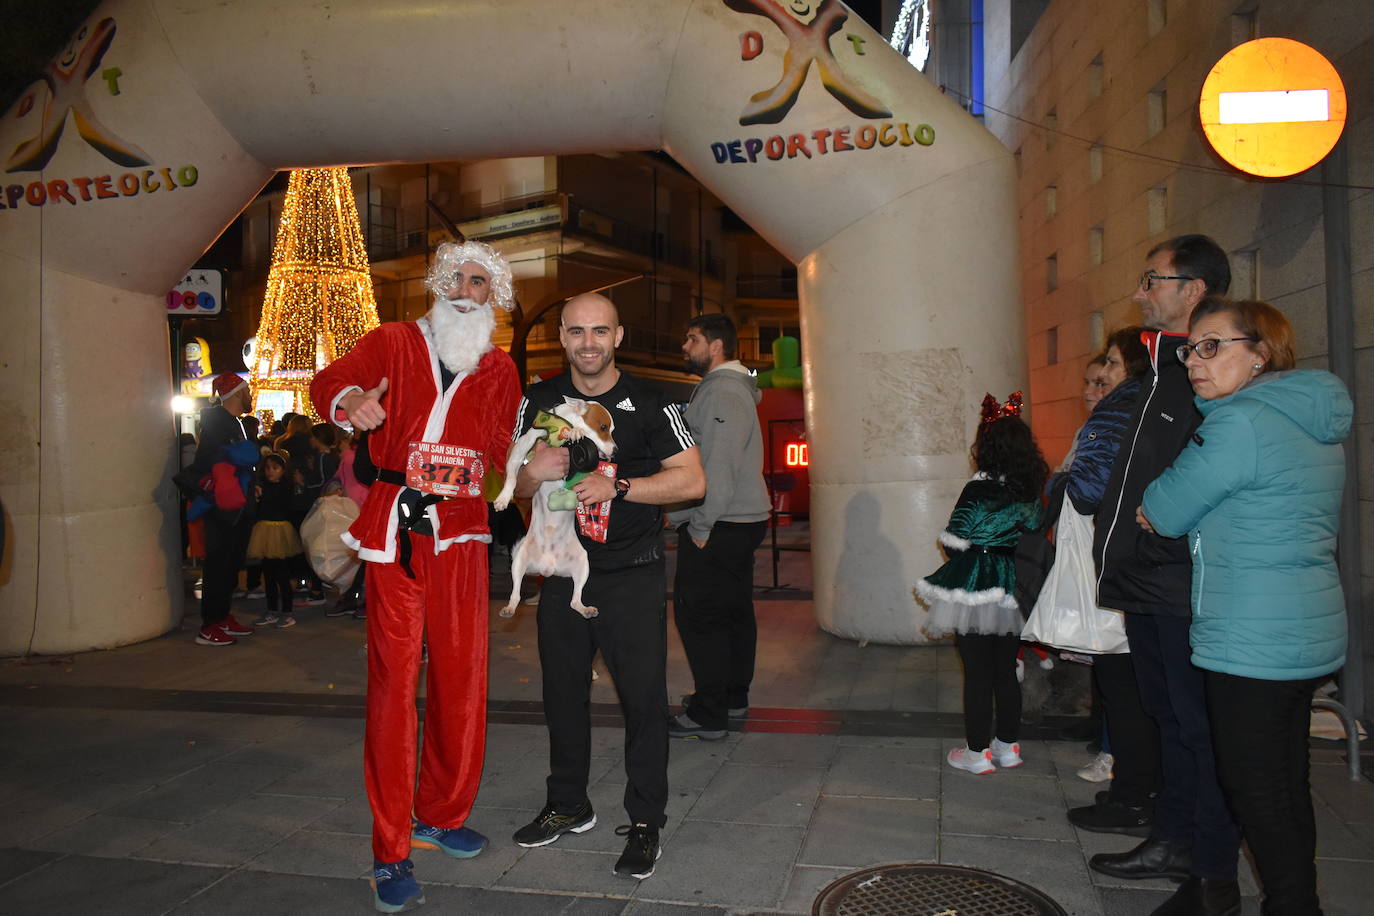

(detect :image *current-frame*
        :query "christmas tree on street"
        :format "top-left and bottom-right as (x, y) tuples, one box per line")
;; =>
(249, 167), (380, 415)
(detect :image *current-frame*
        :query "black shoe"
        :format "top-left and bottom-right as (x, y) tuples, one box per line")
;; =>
(513, 802), (596, 847)
(326, 600), (355, 617)
(680, 693), (748, 718)
(1151, 876), (1240, 916)
(1090, 837), (1191, 881)
(668, 713), (726, 740)
(1068, 795), (1153, 836)
(613, 824), (660, 879)
(1058, 718), (1098, 742)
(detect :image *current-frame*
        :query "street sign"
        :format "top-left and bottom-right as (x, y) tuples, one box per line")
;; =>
(1199, 37), (1347, 178)
(167, 269), (225, 316)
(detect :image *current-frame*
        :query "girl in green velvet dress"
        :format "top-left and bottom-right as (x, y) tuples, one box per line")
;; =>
(916, 401), (1048, 774)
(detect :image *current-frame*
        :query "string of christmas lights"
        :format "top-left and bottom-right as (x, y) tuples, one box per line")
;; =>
(250, 168), (380, 415)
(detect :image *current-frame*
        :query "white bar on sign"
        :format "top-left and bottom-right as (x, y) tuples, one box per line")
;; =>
(1218, 89), (1329, 124)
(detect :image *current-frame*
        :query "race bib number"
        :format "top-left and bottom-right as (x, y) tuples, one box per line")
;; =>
(575, 462), (617, 543)
(405, 442), (485, 498)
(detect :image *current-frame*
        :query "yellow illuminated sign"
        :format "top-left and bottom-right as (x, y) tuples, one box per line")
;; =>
(1199, 38), (1346, 178)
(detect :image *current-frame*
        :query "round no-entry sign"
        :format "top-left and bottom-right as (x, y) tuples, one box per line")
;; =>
(1199, 37), (1347, 178)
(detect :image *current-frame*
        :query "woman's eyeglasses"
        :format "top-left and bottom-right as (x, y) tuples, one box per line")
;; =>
(1176, 337), (1258, 361)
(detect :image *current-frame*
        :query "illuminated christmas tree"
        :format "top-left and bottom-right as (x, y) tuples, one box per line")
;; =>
(249, 168), (380, 415)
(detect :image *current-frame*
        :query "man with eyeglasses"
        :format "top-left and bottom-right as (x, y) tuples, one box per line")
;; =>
(1074, 235), (1244, 916)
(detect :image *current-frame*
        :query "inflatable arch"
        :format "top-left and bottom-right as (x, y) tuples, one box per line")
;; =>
(0, 0), (1023, 654)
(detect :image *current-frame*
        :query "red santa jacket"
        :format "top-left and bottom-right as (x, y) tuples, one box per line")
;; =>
(310, 321), (520, 564)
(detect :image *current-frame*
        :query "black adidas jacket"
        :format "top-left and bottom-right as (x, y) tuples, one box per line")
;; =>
(1092, 331), (1202, 617)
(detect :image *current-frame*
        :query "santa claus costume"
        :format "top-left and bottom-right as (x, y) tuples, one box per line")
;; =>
(310, 241), (521, 884)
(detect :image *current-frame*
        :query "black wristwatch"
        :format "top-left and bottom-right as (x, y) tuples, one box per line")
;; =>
(613, 478), (631, 501)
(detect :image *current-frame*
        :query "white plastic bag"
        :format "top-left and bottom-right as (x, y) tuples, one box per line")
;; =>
(300, 494), (361, 590)
(1021, 499), (1129, 654)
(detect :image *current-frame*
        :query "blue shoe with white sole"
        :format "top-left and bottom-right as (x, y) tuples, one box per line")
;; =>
(410, 822), (487, 858)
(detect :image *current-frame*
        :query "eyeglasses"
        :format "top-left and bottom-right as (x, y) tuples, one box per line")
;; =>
(1176, 337), (1258, 361)
(1139, 272), (1197, 291)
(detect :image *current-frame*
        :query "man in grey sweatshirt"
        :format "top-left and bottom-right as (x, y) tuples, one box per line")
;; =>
(669, 314), (772, 739)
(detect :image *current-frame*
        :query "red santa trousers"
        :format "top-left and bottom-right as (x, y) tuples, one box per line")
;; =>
(364, 538), (488, 863)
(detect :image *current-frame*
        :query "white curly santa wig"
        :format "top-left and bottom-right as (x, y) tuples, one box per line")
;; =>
(423, 240), (516, 311)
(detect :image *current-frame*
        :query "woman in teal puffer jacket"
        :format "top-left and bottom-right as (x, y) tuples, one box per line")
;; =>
(1138, 298), (1351, 916)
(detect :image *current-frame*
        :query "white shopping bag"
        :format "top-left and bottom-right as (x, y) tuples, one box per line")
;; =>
(300, 494), (361, 590)
(1021, 500), (1129, 654)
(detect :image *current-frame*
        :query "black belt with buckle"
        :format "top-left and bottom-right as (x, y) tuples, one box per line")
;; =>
(377, 467), (442, 578)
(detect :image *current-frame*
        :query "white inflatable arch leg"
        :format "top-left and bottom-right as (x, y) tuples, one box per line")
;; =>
(0, 0), (1023, 653)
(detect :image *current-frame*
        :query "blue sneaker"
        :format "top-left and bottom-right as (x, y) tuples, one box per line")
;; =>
(371, 858), (423, 913)
(410, 822), (487, 858)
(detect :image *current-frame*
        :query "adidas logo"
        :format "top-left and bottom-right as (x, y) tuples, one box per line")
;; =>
(616, 398), (635, 412)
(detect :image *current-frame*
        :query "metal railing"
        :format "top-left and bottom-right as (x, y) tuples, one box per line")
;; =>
(737, 274), (798, 298)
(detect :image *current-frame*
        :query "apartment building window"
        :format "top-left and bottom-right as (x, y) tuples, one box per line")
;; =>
(1045, 107), (1058, 148)
(1231, 249), (1259, 298)
(1089, 143), (1104, 183)
(1148, 0), (1167, 36)
(1046, 184), (1058, 220)
(1047, 325), (1059, 366)
(1046, 253), (1058, 292)
(1232, 2), (1259, 45)
(1148, 186), (1168, 235)
(1089, 54), (1104, 99)
(1147, 84), (1168, 137)
(1089, 225), (1104, 267)
(1089, 310), (1105, 352)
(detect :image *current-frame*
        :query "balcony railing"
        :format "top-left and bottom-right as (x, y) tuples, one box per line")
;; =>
(736, 274), (798, 298)
(567, 203), (722, 278)
(358, 192), (724, 278)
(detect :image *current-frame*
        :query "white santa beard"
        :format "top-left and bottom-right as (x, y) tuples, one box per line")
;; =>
(427, 299), (496, 375)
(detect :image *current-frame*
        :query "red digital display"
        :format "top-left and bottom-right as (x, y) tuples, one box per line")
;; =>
(785, 442), (808, 467)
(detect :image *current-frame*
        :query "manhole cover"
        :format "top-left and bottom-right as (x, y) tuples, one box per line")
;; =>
(813, 864), (1067, 915)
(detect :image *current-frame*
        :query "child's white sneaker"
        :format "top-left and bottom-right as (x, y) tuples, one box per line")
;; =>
(947, 746), (995, 774)
(1077, 751), (1114, 782)
(990, 738), (1023, 768)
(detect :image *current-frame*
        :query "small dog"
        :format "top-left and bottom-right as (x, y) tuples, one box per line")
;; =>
(493, 396), (616, 618)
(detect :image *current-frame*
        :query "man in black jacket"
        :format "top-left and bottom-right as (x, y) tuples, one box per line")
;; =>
(191, 372), (257, 646)
(1080, 236), (1242, 916)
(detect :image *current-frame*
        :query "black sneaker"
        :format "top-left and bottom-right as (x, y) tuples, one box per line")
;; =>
(680, 693), (748, 717)
(613, 824), (660, 879)
(513, 802), (596, 847)
(668, 713), (727, 740)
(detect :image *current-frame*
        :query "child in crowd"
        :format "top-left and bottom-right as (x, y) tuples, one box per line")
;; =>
(247, 452), (303, 628)
(916, 394), (1049, 774)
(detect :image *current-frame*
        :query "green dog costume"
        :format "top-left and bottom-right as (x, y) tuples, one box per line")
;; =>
(532, 409), (592, 511)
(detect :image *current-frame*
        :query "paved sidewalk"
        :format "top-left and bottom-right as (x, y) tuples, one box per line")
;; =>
(1, 547), (1371, 914)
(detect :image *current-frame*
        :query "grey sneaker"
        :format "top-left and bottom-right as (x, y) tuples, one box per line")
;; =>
(513, 802), (596, 847)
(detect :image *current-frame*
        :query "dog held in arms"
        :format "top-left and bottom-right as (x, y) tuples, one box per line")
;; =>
(493, 396), (616, 618)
